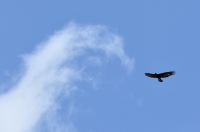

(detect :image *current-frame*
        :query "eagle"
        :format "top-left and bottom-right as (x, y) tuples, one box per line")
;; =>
(145, 71), (175, 82)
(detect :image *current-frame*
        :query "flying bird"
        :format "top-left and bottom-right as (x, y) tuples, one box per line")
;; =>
(145, 71), (175, 82)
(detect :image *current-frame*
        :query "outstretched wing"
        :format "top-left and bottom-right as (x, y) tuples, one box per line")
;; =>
(145, 73), (158, 78)
(159, 71), (175, 78)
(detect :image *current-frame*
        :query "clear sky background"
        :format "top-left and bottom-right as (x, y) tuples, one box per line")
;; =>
(1, 0), (200, 132)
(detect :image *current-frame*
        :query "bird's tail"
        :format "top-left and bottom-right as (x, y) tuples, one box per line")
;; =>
(158, 78), (163, 82)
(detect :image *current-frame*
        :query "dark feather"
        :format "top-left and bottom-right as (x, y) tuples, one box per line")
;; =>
(145, 71), (175, 82)
(159, 71), (175, 78)
(145, 73), (158, 78)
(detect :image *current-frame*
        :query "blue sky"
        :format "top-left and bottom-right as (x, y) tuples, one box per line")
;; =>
(1, 0), (200, 132)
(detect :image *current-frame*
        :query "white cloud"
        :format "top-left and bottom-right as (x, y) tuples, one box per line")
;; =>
(0, 22), (134, 132)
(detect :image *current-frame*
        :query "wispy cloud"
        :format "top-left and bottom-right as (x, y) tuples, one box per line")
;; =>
(0, 22), (134, 132)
